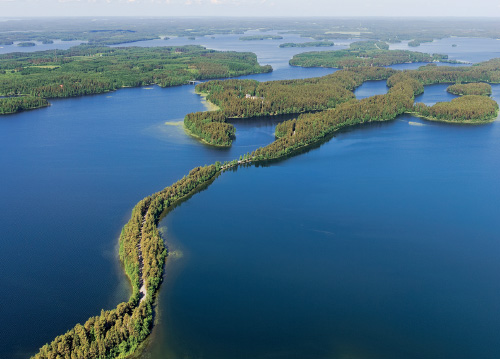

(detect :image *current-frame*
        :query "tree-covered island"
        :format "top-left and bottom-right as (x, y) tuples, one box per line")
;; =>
(414, 95), (499, 123)
(184, 53), (500, 146)
(446, 82), (492, 96)
(279, 41), (334, 48)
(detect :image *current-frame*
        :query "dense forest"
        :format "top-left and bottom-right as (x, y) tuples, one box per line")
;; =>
(185, 67), (397, 145)
(32, 164), (221, 359)
(184, 111), (235, 146)
(289, 41), (452, 68)
(446, 82), (492, 96)
(279, 41), (334, 48)
(0, 45), (271, 114)
(0, 96), (49, 114)
(414, 95), (498, 123)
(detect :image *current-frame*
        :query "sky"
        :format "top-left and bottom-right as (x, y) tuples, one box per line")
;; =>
(2, 0), (500, 17)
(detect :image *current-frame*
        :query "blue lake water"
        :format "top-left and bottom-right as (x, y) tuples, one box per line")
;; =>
(0, 34), (499, 359)
(148, 85), (500, 359)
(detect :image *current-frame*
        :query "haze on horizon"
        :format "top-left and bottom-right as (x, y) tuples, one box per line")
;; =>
(2, 0), (500, 18)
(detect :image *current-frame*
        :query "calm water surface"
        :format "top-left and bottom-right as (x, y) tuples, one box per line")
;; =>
(149, 85), (500, 359)
(0, 35), (499, 359)
(0, 36), (335, 359)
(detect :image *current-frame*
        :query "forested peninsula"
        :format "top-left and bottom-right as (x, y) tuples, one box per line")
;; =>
(0, 45), (272, 114)
(31, 45), (500, 358)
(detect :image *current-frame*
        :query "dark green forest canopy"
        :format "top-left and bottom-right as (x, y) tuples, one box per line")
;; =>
(0, 96), (49, 114)
(446, 82), (492, 96)
(0, 45), (271, 112)
(289, 41), (452, 68)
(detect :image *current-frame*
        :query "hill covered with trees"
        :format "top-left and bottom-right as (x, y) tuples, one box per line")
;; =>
(0, 45), (272, 114)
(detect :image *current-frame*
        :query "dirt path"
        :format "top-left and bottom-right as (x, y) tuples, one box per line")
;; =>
(138, 215), (147, 303)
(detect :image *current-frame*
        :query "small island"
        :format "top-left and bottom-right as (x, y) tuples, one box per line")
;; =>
(414, 95), (499, 123)
(17, 42), (36, 47)
(447, 82), (492, 96)
(408, 38), (434, 47)
(279, 41), (334, 48)
(239, 35), (283, 41)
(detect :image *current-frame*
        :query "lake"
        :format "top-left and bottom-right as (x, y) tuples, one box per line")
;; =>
(0, 35), (499, 359)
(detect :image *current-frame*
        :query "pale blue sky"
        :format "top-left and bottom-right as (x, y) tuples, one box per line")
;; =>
(2, 0), (500, 17)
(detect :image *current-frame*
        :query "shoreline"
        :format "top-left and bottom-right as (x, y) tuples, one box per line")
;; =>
(196, 90), (221, 112)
